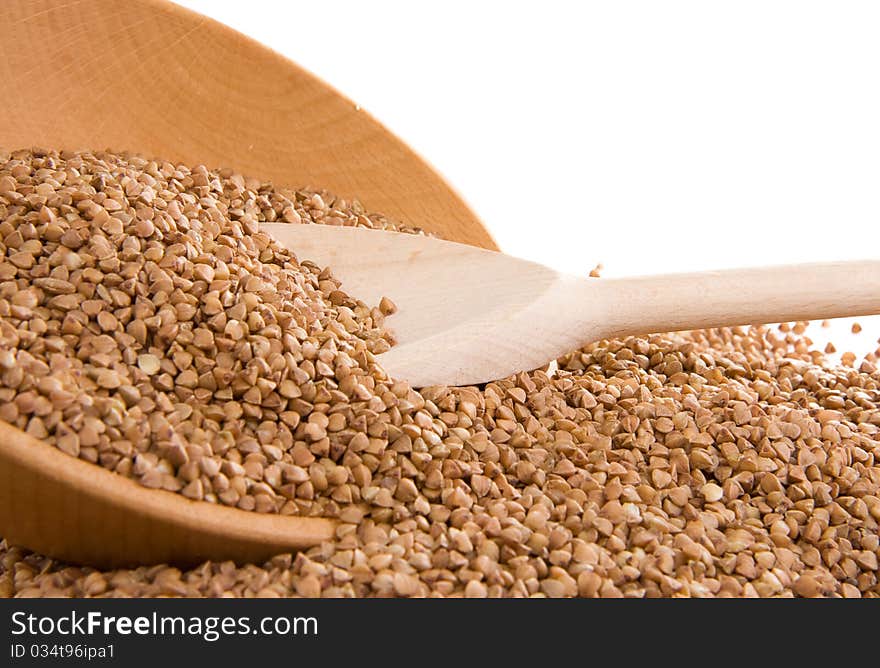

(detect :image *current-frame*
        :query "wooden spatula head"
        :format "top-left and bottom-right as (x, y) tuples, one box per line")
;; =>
(263, 223), (603, 386)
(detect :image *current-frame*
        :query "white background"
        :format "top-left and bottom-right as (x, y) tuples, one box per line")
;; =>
(175, 0), (880, 358)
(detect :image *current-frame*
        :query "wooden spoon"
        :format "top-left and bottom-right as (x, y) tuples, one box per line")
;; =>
(263, 223), (880, 387)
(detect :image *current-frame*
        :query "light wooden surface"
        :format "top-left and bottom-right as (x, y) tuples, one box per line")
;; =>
(0, 420), (336, 568)
(0, 0), (497, 249)
(265, 224), (880, 387)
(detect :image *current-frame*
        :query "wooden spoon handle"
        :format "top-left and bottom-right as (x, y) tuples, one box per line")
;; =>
(595, 260), (880, 339)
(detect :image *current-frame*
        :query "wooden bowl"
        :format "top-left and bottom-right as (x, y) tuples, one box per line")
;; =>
(0, 0), (495, 568)
(0, 0), (496, 248)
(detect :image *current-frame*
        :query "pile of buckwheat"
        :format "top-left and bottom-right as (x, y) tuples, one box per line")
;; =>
(1, 149), (878, 597)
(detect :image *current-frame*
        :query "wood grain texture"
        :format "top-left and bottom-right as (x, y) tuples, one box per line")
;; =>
(0, 0), (497, 249)
(264, 224), (880, 387)
(0, 421), (336, 568)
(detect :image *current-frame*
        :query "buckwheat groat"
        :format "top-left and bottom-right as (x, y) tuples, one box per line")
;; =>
(1, 149), (878, 598)
(0, 148), (403, 516)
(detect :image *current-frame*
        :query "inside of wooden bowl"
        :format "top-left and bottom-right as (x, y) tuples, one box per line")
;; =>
(0, 0), (496, 249)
